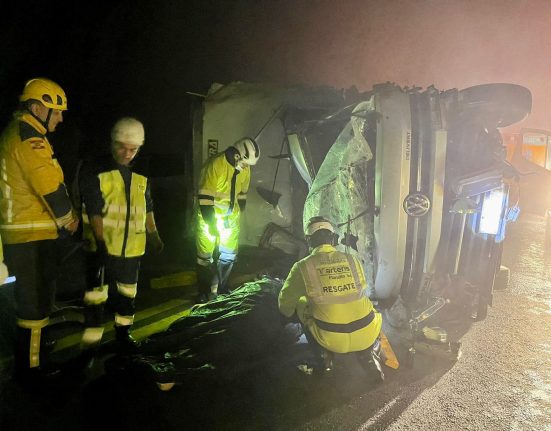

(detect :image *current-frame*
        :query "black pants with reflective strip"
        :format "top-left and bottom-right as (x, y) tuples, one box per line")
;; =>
(4, 240), (58, 320)
(85, 252), (140, 320)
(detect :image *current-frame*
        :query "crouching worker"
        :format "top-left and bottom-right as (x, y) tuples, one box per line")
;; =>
(278, 216), (382, 374)
(79, 117), (163, 354)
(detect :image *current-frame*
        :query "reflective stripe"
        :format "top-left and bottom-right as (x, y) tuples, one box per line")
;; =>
(345, 254), (362, 294)
(81, 327), (104, 346)
(0, 221), (56, 230)
(199, 199), (214, 205)
(117, 282), (137, 298)
(315, 311), (375, 334)
(17, 317), (49, 329)
(83, 284), (109, 305)
(198, 189), (231, 200)
(115, 314), (134, 326)
(1, 159), (12, 222)
(17, 318), (48, 368)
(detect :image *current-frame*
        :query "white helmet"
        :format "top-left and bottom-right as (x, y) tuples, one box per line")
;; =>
(305, 216), (335, 236)
(111, 117), (145, 146)
(233, 137), (260, 165)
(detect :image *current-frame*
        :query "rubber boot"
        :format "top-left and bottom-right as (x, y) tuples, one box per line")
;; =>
(196, 263), (214, 303)
(216, 259), (234, 295)
(115, 325), (141, 353)
(13, 326), (61, 388)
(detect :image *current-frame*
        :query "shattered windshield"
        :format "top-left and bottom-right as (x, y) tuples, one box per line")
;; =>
(303, 100), (377, 296)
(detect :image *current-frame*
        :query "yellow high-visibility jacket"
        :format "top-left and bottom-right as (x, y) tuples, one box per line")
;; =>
(81, 157), (150, 258)
(279, 244), (382, 353)
(0, 112), (73, 244)
(197, 152), (250, 218)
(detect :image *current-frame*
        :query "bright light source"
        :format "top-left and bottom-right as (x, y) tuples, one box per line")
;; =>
(479, 188), (505, 235)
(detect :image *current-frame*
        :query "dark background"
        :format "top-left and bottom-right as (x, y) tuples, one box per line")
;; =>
(1, 0), (550, 277)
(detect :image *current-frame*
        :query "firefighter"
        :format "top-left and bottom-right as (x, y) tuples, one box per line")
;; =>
(195, 137), (260, 303)
(278, 216), (382, 371)
(79, 117), (163, 352)
(0, 78), (79, 382)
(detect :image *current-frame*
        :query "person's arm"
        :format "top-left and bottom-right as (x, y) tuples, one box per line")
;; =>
(278, 262), (307, 318)
(144, 182), (164, 253)
(17, 137), (78, 232)
(198, 161), (219, 235)
(237, 166), (250, 211)
(89, 215), (104, 242)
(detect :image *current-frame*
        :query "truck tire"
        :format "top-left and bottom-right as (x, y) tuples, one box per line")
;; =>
(493, 265), (510, 290)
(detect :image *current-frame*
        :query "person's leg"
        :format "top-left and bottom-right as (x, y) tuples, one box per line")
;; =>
(195, 211), (216, 301)
(295, 298), (330, 371)
(5, 240), (58, 380)
(80, 251), (107, 351)
(110, 256), (141, 350)
(217, 211), (239, 294)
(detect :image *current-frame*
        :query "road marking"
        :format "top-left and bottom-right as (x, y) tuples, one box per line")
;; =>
(357, 396), (399, 430)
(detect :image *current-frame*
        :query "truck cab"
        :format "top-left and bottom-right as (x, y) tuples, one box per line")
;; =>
(190, 81), (531, 329)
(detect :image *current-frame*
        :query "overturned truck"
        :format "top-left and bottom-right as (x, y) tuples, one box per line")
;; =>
(189, 81), (531, 327)
(105, 81), (531, 390)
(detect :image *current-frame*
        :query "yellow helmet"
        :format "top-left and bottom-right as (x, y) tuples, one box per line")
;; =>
(19, 78), (67, 111)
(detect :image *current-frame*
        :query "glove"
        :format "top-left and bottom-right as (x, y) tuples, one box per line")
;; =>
(95, 240), (109, 267)
(147, 230), (165, 254)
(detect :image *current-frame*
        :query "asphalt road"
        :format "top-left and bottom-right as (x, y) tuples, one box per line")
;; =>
(1, 214), (549, 431)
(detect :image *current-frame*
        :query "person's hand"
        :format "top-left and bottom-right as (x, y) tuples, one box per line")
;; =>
(147, 230), (164, 254)
(95, 240), (109, 266)
(66, 217), (79, 234)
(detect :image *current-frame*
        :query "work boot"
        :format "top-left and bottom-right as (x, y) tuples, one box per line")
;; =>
(216, 259), (234, 294)
(115, 325), (141, 353)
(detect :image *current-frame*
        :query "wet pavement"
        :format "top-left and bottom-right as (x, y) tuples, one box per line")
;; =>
(1, 214), (550, 430)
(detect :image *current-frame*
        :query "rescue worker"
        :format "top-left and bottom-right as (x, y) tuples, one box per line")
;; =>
(0, 78), (79, 383)
(79, 117), (164, 352)
(278, 216), (382, 371)
(195, 137), (260, 303)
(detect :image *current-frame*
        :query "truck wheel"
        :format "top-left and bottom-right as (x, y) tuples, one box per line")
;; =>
(493, 265), (510, 290)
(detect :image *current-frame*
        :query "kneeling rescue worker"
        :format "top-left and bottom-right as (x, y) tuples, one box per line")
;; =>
(278, 216), (382, 373)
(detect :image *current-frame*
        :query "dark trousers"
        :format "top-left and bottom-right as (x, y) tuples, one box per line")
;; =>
(84, 252), (140, 326)
(4, 240), (58, 320)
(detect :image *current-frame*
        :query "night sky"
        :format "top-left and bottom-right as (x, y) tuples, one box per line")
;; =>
(1, 0), (550, 159)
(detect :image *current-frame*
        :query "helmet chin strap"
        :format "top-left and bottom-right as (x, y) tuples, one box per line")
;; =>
(27, 106), (52, 132)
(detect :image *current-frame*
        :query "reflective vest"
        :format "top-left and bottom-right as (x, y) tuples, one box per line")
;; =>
(0, 113), (68, 244)
(301, 252), (364, 305)
(83, 169), (147, 257)
(280, 244), (381, 353)
(197, 153), (250, 217)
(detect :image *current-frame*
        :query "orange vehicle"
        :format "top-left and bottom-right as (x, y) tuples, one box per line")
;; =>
(503, 128), (551, 216)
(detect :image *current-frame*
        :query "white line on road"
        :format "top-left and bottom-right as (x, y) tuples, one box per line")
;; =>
(357, 396), (400, 430)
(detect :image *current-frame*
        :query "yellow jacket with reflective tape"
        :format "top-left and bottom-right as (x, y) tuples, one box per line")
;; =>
(278, 244), (381, 353)
(0, 113), (68, 244)
(83, 169), (148, 257)
(197, 152), (250, 217)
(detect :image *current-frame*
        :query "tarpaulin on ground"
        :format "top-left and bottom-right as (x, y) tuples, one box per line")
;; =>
(105, 277), (299, 385)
